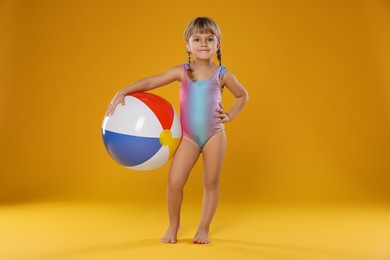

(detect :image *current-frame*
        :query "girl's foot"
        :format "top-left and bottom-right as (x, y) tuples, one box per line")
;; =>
(161, 225), (179, 244)
(193, 229), (210, 244)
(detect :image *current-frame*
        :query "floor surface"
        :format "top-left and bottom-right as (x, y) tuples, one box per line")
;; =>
(1, 201), (390, 260)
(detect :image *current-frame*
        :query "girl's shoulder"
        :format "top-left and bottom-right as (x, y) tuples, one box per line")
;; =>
(170, 64), (186, 82)
(155, 65), (185, 83)
(219, 65), (241, 87)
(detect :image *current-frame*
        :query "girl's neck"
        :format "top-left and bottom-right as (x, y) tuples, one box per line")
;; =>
(190, 59), (215, 68)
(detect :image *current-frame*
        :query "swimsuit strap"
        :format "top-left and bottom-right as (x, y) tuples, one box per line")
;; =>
(181, 62), (190, 71)
(219, 65), (227, 79)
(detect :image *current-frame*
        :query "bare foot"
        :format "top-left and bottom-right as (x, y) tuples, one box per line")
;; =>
(193, 229), (210, 244)
(161, 225), (179, 244)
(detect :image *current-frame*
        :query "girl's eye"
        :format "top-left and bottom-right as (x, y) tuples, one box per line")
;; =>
(208, 38), (214, 42)
(193, 38), (200, 42)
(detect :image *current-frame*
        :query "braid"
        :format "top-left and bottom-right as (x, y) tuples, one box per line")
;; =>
(217, 49), (222, 66)
(187, 51), (191, 65)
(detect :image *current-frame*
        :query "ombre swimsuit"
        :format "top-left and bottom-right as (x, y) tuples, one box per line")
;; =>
(180, 63), (227, 148)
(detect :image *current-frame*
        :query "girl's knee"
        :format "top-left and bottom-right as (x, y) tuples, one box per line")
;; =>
(203, 179), (220, 191)
(168, 179), (186, 191)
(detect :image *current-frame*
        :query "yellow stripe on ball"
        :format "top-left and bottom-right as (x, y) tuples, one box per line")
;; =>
(159, 130), (172, 146)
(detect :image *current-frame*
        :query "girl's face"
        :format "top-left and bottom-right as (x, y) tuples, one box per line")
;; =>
(186, 32), (220, 61)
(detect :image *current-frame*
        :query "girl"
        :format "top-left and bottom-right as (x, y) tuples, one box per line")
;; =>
(106, 17), (248, 244)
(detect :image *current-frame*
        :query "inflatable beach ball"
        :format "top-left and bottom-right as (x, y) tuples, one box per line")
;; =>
(102, 92), (182, 171)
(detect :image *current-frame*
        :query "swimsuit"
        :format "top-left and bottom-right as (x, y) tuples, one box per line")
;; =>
(180, 62), (227, 149)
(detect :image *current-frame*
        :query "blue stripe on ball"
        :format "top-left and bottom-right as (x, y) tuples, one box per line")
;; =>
(102, 130), (162, 167)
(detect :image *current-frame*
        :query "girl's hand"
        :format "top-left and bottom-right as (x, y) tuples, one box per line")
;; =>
(105, 92), (125, 116)
(216, 102), (230, 123)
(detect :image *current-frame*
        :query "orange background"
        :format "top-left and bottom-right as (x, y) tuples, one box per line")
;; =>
(1, 0), (390, 206)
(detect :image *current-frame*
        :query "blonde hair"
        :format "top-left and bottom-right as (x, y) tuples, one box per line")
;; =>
(183, 17), (222, 66)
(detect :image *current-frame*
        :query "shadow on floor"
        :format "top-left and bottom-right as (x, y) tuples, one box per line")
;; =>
(41, 237), (370, 260)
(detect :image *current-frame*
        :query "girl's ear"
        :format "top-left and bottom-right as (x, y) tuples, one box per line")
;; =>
(185, 41), (190, 52)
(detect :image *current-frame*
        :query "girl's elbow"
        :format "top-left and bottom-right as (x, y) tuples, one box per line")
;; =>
(243, 89), (249, 103)
(143, 78), (151, 91)
(144, 78), (157, 91)
(236, 90), (249, 104)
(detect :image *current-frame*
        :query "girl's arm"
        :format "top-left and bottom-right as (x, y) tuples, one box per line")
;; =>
(217, 70), (249, 123)
(106, 66), (182, 116)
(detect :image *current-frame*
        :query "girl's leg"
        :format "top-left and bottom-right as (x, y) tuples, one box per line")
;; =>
(161, 137), (201, 243)
(193, 130), (227, 244)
